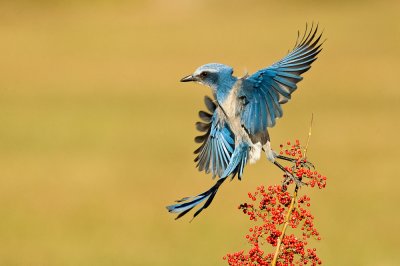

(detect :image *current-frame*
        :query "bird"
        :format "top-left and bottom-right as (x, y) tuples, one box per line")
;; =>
(167, 24), (324, 220)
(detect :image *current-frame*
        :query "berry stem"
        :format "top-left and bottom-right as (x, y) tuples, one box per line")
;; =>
(304, 113), (313, 159)
(271, 185), (298, 266)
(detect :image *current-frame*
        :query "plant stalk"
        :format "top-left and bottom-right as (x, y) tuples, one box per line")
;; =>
(271, 186), (298, 265)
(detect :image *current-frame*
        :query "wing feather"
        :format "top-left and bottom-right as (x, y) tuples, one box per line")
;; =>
(239, 24), (324, 140)
(194, 96), (236, 178)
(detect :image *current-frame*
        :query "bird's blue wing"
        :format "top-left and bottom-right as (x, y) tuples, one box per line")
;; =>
(240, 24), (323, 143)
(194, 96), (235, 178)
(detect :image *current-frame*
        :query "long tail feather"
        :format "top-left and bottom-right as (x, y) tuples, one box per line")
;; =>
(166, 178), (225, 220)
(166, 143), (249, 220)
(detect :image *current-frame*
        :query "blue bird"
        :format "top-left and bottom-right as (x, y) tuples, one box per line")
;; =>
(167, 24), (324, 220)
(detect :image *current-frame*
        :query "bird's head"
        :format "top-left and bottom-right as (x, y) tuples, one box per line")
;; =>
(180, 63), (234, 90)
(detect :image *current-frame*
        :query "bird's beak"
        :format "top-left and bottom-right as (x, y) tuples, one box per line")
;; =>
(180, 74), (196, 82)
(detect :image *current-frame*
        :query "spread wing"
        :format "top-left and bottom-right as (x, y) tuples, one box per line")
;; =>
(194, 96), (235, 179)
(239, 24), (324, 143)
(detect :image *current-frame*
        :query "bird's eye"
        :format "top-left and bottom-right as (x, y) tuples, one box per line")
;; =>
(200, 71), (208, 78)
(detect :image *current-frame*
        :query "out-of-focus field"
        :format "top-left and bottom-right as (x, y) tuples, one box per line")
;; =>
(0, 0), (399, 265)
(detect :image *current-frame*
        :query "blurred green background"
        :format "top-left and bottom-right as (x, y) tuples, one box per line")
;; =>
(0, 0), (399, 265)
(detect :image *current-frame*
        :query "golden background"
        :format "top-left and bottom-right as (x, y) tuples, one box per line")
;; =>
(0, 0), (399, 265)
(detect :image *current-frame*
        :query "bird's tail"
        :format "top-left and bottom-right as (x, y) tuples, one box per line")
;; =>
(166, 142), (249, 220)
(166, 178), (226, 220)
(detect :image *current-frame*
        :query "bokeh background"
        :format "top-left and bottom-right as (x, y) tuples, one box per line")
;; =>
(0, 0), (399, 265)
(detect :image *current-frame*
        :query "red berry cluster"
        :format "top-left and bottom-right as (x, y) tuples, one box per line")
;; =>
(224, 140), (326, 266)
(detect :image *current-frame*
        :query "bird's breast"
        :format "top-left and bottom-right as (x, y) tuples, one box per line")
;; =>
(219, 80), (250, 143)
(220, 79), (242, 118)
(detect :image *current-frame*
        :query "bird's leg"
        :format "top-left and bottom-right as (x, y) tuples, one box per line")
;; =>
(263, 142), (305, 189)
(273, 161), (305, 188)
(276, 154), (296, 163)
(276, 155), (315, 170)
